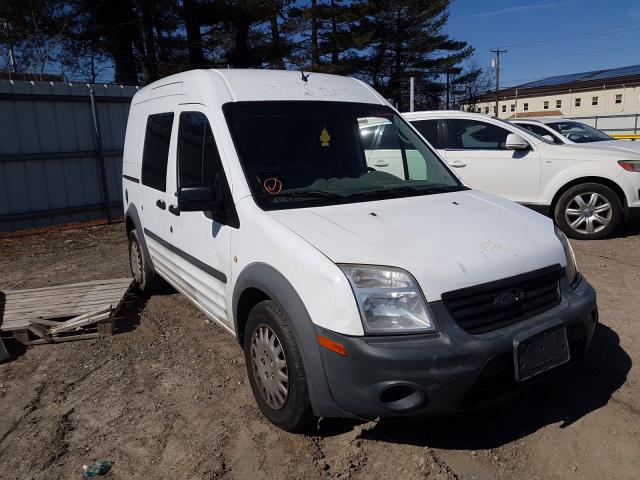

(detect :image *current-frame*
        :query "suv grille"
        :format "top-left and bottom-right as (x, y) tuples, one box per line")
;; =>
(441, 265), (562, 334)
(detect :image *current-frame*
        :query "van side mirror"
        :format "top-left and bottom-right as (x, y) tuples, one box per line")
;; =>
(177, 184), (222, 212)
(505, 133), (529, 150)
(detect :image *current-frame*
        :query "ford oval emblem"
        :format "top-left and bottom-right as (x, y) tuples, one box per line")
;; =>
(493, 288), (526, 308)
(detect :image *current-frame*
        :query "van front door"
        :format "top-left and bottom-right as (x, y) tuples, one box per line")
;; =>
(166, 106), (234, 331)
(442, 118), (541, 204)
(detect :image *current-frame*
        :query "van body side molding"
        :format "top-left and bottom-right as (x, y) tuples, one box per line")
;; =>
(142, 227), (227, 284)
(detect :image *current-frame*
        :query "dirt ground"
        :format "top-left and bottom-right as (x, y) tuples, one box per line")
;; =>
(0, 220), (639, 480)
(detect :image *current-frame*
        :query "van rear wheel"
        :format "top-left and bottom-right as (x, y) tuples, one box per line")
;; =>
(128, 229), (158, 292)
(554, 183), (622, 240)
(244, 300), (315, 432)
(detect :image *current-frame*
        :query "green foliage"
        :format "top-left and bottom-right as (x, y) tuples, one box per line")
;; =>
(0, 0), (477, 108)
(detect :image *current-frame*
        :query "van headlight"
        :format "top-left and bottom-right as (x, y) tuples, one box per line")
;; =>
(339, 265), (436, 334)
(555, 227), (578, 285)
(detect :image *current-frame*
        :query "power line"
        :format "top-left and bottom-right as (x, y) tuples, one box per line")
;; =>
(503, 21), (640, 50)
(475, 21), (640, 60)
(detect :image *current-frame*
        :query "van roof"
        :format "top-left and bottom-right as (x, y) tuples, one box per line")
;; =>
(132, 69), (388, 105)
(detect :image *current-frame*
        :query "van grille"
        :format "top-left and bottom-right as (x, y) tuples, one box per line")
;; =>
(441, 265), (562, 334)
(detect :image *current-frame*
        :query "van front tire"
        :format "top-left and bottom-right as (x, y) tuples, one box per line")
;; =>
(128, 229), (157, 292)
(244, 300), (315, 432)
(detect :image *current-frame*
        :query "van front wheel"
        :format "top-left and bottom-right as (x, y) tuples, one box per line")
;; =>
(244, 300), (315, 432)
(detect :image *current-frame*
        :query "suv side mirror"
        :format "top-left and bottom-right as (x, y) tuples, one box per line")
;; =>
(505, 133), (529, 150)
(177, 184), (222, 212)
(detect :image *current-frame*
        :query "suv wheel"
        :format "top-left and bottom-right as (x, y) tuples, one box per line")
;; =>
(128, 229), (158, 292)
(244, 300), (315, 432)
(554, 183), (622, 240)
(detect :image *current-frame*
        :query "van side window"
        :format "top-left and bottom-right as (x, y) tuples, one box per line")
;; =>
(177, 112), (223, 188)
(141, 113), (174, 191)
(447, 119), (511, 150)
(359, 125), (378, 150)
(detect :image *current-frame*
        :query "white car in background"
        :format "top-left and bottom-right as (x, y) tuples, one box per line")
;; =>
(394, 111), (640, 239)
(512, 118), (640, 154)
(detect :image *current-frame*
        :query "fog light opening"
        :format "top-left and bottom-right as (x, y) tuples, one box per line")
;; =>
(378, 384), (425, 412)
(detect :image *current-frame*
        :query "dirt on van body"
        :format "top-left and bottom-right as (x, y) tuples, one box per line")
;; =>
(0, 220), (639, 480)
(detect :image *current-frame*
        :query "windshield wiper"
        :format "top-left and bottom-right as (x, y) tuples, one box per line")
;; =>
(260, 190), (345, 199)
(346, 185), (463, 198)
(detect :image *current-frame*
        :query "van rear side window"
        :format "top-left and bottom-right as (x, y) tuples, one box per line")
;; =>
(141, 113), (174, 191)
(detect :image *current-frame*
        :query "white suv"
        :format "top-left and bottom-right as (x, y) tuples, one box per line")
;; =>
(123, 70), (597, 431)
(403, 111), (640, 239)
(513, 118), (640, 154)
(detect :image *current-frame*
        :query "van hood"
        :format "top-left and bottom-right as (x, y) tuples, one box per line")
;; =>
(268, 190), (566, 301)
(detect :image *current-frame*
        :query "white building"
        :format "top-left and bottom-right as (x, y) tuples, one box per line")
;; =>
(464, 64), (640, 119)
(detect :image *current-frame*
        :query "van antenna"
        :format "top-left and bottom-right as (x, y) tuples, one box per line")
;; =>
(300, 68), (310, 82)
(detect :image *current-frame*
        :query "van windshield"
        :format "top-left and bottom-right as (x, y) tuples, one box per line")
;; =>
(223, 101), (464, 210)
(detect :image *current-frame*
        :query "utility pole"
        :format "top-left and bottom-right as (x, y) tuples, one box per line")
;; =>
(491, 48), (507, 117)
(409, 76), (415, 112)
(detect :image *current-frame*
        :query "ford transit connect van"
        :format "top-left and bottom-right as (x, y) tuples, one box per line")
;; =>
(122, 70), (597, 431)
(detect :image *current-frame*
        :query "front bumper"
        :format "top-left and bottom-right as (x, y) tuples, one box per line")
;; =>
(315, 276), (597, 419)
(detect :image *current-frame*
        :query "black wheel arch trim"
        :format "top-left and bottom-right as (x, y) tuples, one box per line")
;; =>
(233, 262), (355, 419)
(125, 204), (155, 271)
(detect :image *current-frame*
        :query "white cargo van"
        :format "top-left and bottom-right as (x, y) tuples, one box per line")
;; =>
(122, 70), (597, 431)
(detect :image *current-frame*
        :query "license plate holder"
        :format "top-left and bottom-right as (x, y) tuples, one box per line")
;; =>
(513, 322), (570, 382)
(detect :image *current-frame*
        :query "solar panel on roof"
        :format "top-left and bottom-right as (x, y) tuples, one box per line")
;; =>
(514, 64), (640, 89)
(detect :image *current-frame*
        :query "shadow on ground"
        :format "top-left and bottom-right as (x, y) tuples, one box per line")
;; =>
(612, 220), (640, 239)
(318, 323), (631, 448)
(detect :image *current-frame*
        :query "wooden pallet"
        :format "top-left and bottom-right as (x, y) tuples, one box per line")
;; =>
(0, 278), (133, 345)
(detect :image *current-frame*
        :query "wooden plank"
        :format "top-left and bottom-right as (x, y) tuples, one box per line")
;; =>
(1, 319), (31, 331)
(97, 320), (113, 336)
(3, 278), (133, 295)
(4, 282), (132, 303)
(4, 284), (132, 305)
(4, 292), (128, 313)
(11, 330), (30, 344)
(28, 323), (51, 341)
(4, 299), (120, 318)
(29, 319), (62, 327)
(4, 296), (127, 314)
(49, 312), (111, 335)
(49, 307), (112, 335)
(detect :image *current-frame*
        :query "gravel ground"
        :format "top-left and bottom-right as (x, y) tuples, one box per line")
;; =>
(0, 220), (638, 480)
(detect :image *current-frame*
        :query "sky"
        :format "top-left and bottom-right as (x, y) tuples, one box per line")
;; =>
(445, 0), (640, 88)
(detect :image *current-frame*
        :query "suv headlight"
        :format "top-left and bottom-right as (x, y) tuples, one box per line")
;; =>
(555, 227), (578, 285)
(339, 265), (436, 334)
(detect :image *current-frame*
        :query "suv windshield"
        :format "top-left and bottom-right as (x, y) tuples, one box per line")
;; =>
(547, 121), (613, 143)
(223, 101), (464, 210)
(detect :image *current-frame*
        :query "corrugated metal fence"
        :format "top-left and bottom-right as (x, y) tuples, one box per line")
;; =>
(0, 80), (138, 232)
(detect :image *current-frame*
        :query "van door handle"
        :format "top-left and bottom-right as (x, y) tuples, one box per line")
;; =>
(156, 199), (166, 210)
(449, 160), (467, 168)
(374, 160), (390, 167)
(168, 204), (180, 216)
